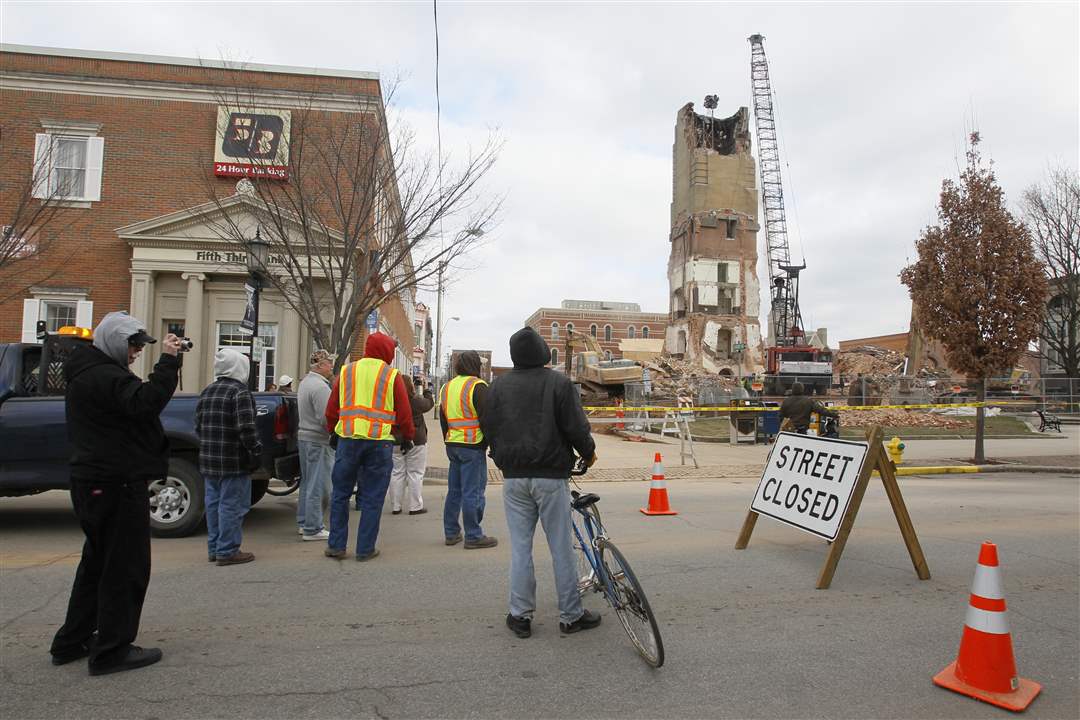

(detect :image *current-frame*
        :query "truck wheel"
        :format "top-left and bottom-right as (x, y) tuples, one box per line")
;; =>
(251, 478), (269, 506)
(149, 458), (205, 538)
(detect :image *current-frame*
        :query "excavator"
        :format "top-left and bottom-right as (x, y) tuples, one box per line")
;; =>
(564, 328), (643, 397)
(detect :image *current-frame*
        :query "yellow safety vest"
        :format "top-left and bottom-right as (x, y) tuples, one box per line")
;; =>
(335, 358), (398, 440)
(442, 375), (487, 444)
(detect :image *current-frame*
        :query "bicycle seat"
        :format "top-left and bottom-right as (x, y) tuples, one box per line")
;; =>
(572, 492), (600, 510)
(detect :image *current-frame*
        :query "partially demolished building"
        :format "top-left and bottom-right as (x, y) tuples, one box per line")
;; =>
(666, 102), (764, 376)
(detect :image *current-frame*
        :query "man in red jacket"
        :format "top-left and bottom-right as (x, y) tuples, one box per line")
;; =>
(323, 332), (414, 561)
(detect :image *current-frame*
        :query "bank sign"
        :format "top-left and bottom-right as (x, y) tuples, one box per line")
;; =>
(750, 433), (869, 541)
(213, 107), (291, 180)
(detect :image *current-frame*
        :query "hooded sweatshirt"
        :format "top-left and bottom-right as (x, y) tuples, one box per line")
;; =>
(480, 327), (595, 478)
(438, 350), (489, 448)
(323, 332), (415, 442)
(195, 349), (262, 477)
(64, 313), (180, 481)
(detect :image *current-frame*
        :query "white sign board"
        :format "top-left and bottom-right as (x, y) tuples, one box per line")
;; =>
(750, 432), (869, 541)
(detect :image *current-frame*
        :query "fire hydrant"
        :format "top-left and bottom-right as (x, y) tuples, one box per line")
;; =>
(885, 436), (905, 465)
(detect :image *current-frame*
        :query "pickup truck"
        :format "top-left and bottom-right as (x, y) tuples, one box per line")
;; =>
(0, 328), (300, 538)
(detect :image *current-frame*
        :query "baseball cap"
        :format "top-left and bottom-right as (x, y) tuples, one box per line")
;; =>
(128, 329), (158, 346)
(309, 349), (337, 365)
(278, 374), (294, 386)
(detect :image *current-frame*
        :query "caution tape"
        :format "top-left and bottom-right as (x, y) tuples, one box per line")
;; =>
(582, 401), (1035, 413)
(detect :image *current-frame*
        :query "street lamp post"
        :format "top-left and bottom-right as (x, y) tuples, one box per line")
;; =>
(245, 227), (270, 391)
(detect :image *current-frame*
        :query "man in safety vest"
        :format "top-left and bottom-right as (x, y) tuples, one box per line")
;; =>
(323, 332), (414, 561)
(439, 351), (497, 549)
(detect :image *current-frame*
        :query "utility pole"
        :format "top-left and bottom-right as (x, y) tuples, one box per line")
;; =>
(433, 261), (445, 394)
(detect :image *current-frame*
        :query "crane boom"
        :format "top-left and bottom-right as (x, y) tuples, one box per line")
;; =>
(748, 33), (804, 347)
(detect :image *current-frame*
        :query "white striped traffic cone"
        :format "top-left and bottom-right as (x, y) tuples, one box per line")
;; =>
(640, 452), (677, 516)
(933, 541), (1041, 712)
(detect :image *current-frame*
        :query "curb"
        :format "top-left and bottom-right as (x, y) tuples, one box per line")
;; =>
(892, 464), (1079, 476)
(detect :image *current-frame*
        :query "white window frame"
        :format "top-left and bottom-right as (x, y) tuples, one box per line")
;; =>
(550, 347), (559, 367)
(217, 321), (277, 391)
(604, 324), (613, 342)
(551, 322), (559, 340)
(21, 292), (93, 342)
(32, 121), (104, 205)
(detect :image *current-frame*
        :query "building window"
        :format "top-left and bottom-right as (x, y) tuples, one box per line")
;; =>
(551, 322), (559, 340)
(21, 295), (93, 342)
(718, 262), (729, 283)
(642, 326), (650, 339)
(566, 322), (574, 334)
(550, 348), (559, 366)
(590, 324), (597, 338)
(627, 325), (636, 339)
(604, 324), (612, 342)
(218, 321), (277, 391)
(605, 350), (612, 361)
(32, 126), (104, 203)
(726, 219), (737, 239)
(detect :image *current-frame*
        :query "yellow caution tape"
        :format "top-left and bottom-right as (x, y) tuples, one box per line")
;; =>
(582, 401), (1033, 413)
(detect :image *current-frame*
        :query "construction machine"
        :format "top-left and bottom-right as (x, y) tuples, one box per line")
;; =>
(564, 329), (643, 396)
(748, 34), (833, 396)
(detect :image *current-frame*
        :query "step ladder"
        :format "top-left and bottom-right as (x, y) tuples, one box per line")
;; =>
(659, 399), (698, 468)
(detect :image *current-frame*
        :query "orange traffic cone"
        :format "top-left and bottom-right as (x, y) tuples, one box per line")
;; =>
(933, 542), (1041, 712)
(640, 452), (677, 516)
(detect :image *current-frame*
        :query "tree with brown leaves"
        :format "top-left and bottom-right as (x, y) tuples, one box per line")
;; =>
(900, 133), (1047, 462)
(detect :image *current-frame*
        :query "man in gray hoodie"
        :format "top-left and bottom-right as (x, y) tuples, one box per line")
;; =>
(296, 349), (336, 540)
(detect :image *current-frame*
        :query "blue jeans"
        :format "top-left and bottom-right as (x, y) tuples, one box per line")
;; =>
(329, 438), (393, 555)
(204, 474), (252, 558)
(298, 440), (333, 534)
(443, 445), (488, 541)
(503, 477), (583, 624)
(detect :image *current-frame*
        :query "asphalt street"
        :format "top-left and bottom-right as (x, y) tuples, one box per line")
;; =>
(1, 471), (1078, 719)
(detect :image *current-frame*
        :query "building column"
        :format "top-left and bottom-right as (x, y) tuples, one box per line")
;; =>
(280, 303), (301, 386)
(181, 273), (206, 389)
(129, 268), (155, 378)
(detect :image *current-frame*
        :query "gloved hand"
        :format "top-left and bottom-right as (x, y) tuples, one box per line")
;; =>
(586, 453), (598, 468)
(401, 439), (414, 454)
(329, 434), (339, 450)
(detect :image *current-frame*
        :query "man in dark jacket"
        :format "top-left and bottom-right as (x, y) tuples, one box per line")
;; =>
(780, 382), (839, 433)
(389, 377), (435, 515)
(50, 311), (181, 676)
(481, 327), (601, 639)
(196, 349), (263, 566)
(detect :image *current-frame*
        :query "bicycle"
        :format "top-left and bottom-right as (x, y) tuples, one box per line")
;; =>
(569, 458), (665, 667)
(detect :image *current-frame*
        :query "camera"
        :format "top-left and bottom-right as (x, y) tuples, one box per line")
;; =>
(179, 337), (194, 352)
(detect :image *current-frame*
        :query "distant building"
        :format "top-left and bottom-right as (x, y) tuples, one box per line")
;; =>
(412, 301), (433, 379)
(524, 299), (668, 369)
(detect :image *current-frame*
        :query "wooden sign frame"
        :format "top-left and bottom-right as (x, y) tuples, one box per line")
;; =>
(735, 426), (931, 589)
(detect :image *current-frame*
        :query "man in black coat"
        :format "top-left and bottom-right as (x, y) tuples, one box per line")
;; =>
(780, 381), (838, 434)
(481, 327), (601, 640)
(50, 311), (181, 676)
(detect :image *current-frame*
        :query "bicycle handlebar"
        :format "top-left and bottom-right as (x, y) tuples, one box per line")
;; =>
(570, 457), (589, 477)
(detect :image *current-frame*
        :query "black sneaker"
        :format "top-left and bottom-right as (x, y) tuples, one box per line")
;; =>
(506, 614), (531, 639)
(50, 643), (90, 666)
(88, 646), (163, 676)
(559, 609), (602, 634)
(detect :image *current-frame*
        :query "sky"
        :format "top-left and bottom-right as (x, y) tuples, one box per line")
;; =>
(3, 1), (1078, 366)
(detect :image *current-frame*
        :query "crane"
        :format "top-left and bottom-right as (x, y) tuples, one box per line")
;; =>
(748, 34), (832, 395)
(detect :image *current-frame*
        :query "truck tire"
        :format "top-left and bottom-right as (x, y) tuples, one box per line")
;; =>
(251, 478), (269, 506)
(149, 457), (205, 538)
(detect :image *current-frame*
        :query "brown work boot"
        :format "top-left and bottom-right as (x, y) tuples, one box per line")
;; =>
(464, 535), (498, 549)
(324, 547), (347, 559)
(445, 533), (463, 546)
(216, 550), (255, 566)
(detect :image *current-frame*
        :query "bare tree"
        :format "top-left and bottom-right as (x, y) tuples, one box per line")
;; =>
(0, 132), (86, 304)
(1022, 166), (1080, 378)
(195, 73), (501, 367)
(900, 133), (1047, 462)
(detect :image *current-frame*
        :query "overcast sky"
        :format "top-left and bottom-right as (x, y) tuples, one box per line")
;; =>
(4, 1), (1078, 366)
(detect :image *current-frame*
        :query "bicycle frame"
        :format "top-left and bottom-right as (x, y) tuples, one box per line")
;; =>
(571, 501), (619, 600)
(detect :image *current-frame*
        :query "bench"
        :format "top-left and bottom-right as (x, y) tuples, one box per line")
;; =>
(1035, 409), (1062, 433)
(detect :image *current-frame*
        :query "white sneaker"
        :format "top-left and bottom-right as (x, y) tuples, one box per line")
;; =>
(301, 529), (330, 541)
(297, 526), (304, 536)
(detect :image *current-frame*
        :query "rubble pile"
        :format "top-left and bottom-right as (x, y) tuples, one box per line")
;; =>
(840, 408), (968, 429)
(836, 345), (904, 378)
(837, 344), (957, 402)
(644, 358), (741, 402)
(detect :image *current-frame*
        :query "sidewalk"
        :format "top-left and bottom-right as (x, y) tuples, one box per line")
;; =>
(420, 410), (1078, 483)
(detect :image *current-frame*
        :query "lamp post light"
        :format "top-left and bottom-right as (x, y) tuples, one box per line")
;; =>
(245, 227), (270, 391)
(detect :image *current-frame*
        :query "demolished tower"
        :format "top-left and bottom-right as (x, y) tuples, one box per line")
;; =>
(665, 101), (764, 376)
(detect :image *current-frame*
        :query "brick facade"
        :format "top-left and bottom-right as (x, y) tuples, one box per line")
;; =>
(524, 304), (668, 369)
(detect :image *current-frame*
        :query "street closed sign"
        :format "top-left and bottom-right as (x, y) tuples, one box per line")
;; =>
(751, 432), (869, 541)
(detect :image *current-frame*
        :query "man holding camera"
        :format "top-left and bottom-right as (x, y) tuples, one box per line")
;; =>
(196, 348), (263, 566)
(50, 311), (181, 676)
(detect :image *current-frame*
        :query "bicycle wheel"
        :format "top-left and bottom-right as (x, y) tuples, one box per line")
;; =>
(598, 539), (665, 667)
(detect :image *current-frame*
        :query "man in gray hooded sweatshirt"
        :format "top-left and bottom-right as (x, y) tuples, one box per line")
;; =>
(195, 349), (262, 566)
(51, 311), (181, 675)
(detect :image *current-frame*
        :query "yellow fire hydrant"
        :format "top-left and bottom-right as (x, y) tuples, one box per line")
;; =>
(885, 436), (905, 465)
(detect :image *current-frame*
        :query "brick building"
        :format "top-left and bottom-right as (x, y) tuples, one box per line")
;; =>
(524, 299), (668, 369)
(0, 44), (414, 390)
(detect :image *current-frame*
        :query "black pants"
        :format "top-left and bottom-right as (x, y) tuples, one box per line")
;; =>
(50, 478), (152, 666)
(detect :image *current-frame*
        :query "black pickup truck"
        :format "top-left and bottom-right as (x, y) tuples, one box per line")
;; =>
(0, 328), (300, 538)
